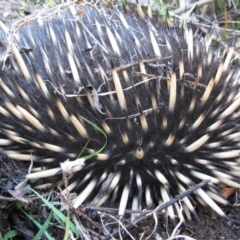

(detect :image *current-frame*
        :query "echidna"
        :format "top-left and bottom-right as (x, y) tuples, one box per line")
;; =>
(0, 1), (240, 221)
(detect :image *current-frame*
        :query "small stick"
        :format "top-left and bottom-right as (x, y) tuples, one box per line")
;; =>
(104, 179), (211, 240)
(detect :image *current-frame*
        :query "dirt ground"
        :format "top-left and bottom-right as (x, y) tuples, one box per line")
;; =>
(1, 157), (240, 239)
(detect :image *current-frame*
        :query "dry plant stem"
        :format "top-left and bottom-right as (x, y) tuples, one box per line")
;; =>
(58, 192), (100, 230)
(169, 203), (185, 239)
(71, 213), (92, 240)
(172, 0), (214, 14)
(0, 195), (20, 201)
(101, 212), (135, 240)
(105, 179), (211, 240)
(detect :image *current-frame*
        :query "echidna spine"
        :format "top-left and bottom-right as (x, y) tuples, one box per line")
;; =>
(0, 1), (240, 221)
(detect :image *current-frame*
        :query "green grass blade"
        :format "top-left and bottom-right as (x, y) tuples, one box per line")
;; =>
(80, 117), (107, 160)
(21, 210), (52, 239)
(33, 211), (53, 240)
(3, 230), (18, 240)
(29, 188), (80, 238)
